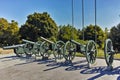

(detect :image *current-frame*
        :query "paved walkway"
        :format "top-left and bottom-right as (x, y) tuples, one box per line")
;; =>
(0, 54), (120, 80)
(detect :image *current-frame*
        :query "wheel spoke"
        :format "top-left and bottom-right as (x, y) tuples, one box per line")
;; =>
(63, 41), (76, 61)
(53, 41), (65, 61)
(86, 40), (97, 64)
(104, 39), (114, 67)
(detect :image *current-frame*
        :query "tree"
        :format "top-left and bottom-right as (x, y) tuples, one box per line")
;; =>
(58, 24), (78, 42)
(104, 27), (109, 39)
(0, 18), (19, 46)
(77, 29), (83, 40)
(109, 23), (120, 50)
(0, 18), (9, 46)
(84, 24), (105, 48)
(19, 12), (58, 41)
(7, 20), (20, 45)
(19, 23), (39, 41)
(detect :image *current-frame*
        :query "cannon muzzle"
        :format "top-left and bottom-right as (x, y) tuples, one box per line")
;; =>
(40, 36), (54, 44)
(22, 39), (39, 45)
(3, 44), (25, 50)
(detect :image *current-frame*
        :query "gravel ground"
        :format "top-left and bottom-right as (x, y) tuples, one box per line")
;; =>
(0, 53), (120, 80)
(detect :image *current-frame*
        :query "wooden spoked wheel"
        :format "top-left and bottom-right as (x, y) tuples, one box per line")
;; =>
(86, 40), (97, 64)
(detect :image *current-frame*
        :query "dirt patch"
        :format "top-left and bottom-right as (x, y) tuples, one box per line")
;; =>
(0, 48), (13, 54)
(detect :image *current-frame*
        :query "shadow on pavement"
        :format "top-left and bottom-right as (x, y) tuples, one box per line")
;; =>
(43, 60), (87, 71)
(80, 66), (120, 80)
(14, 58), (36, 66)
(0, 54), (36, 61)
(0, 55), (21, 62)
(65, 64), (88, 71)
(117, 76), (120, 80)
(14, 57), (53, 66)
(0, 55), (18, 59)
(65, 60), (88, 71)
(37, 58), (55, 64)
(44, 61), (73, 71)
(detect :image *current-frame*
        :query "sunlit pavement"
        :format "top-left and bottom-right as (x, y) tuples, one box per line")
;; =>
(0, 53), (120, 80)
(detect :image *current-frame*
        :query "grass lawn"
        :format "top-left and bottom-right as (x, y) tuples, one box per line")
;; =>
(76, 49), (120, 59)
(1, 48), (120, 59)
(0, 48), (13, 54)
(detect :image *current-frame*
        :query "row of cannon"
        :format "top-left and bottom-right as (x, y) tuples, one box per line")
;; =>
(3, 37), (117, 70)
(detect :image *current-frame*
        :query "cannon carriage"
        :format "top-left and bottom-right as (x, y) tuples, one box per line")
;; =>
(104, 39), (119, 70)
(3, 39), (42, 58)
(3, 43), (28, 57)
(40, 36), (65, 61)
(3, 38), (65, 61)
(63, 39), (97, 67)
(22, 39), (42, 58)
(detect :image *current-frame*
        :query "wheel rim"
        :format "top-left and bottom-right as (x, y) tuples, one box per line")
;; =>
(32, 44), (40, 56)
(14, 46), (25, 57)
(24, 43), (33, 56)
(63, 41), (76, 61)
(104, 39), (114, 67)
(86, 40), (97, 64)
(33, 41), (42, 56)
(53, 41), (65, 60)
(40, 41), (51, 58)
(14, 48), (21, 57)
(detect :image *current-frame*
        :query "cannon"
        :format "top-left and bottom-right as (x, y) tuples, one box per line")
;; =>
(3, 44), (26, 57)
(22, 39), (42, 58)
(63, 39), (97, 67)
(40, 36), (65, 61)
(104, 39), (116, 70)
(3, 39), (42, 58)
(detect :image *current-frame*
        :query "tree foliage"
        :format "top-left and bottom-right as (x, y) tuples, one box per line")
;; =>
(109, 23), (120, 50)
(104, 27), (109, 39)
(19, 12), (58, 41)
(84, 24), (105, 48)
(0, 12), (108, 49)
(77, 29), (83, 40)
(58, 24), (78, 42)
(0, 18), (19, 46)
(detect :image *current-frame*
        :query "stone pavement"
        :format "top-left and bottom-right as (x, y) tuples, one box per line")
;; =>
(0, 53), (120, 80)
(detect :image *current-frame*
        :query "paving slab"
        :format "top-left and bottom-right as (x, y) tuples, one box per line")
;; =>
(0, 53), (120, 80)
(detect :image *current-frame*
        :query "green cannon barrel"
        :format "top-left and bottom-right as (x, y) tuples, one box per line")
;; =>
(22, 39), (39, 45)
(3, 44), (26, 50)
(70, 40), (82, 46)
(40, 36), (54, 44)
(70, 40), (86, 52)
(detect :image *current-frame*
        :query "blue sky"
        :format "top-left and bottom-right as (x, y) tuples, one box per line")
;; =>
(0, 0), (120, 30)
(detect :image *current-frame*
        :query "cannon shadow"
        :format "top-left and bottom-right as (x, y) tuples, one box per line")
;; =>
(0, 55), (18, 59)
(80, 66), (120, 80)
(43, 60), (87, 71)
(14, 56), (54, 66)
(64, 60), (88, 71)
(0, 55), (21, 62)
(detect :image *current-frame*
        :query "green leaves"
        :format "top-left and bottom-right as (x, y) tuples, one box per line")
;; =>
(58, 24), (78, 42)
(0, 12), (112, 49)
(0, 18), (20, 46)
(84, 24), (105, 48)
(20, 12), (58, 41)
(110, 23), (120, 50)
